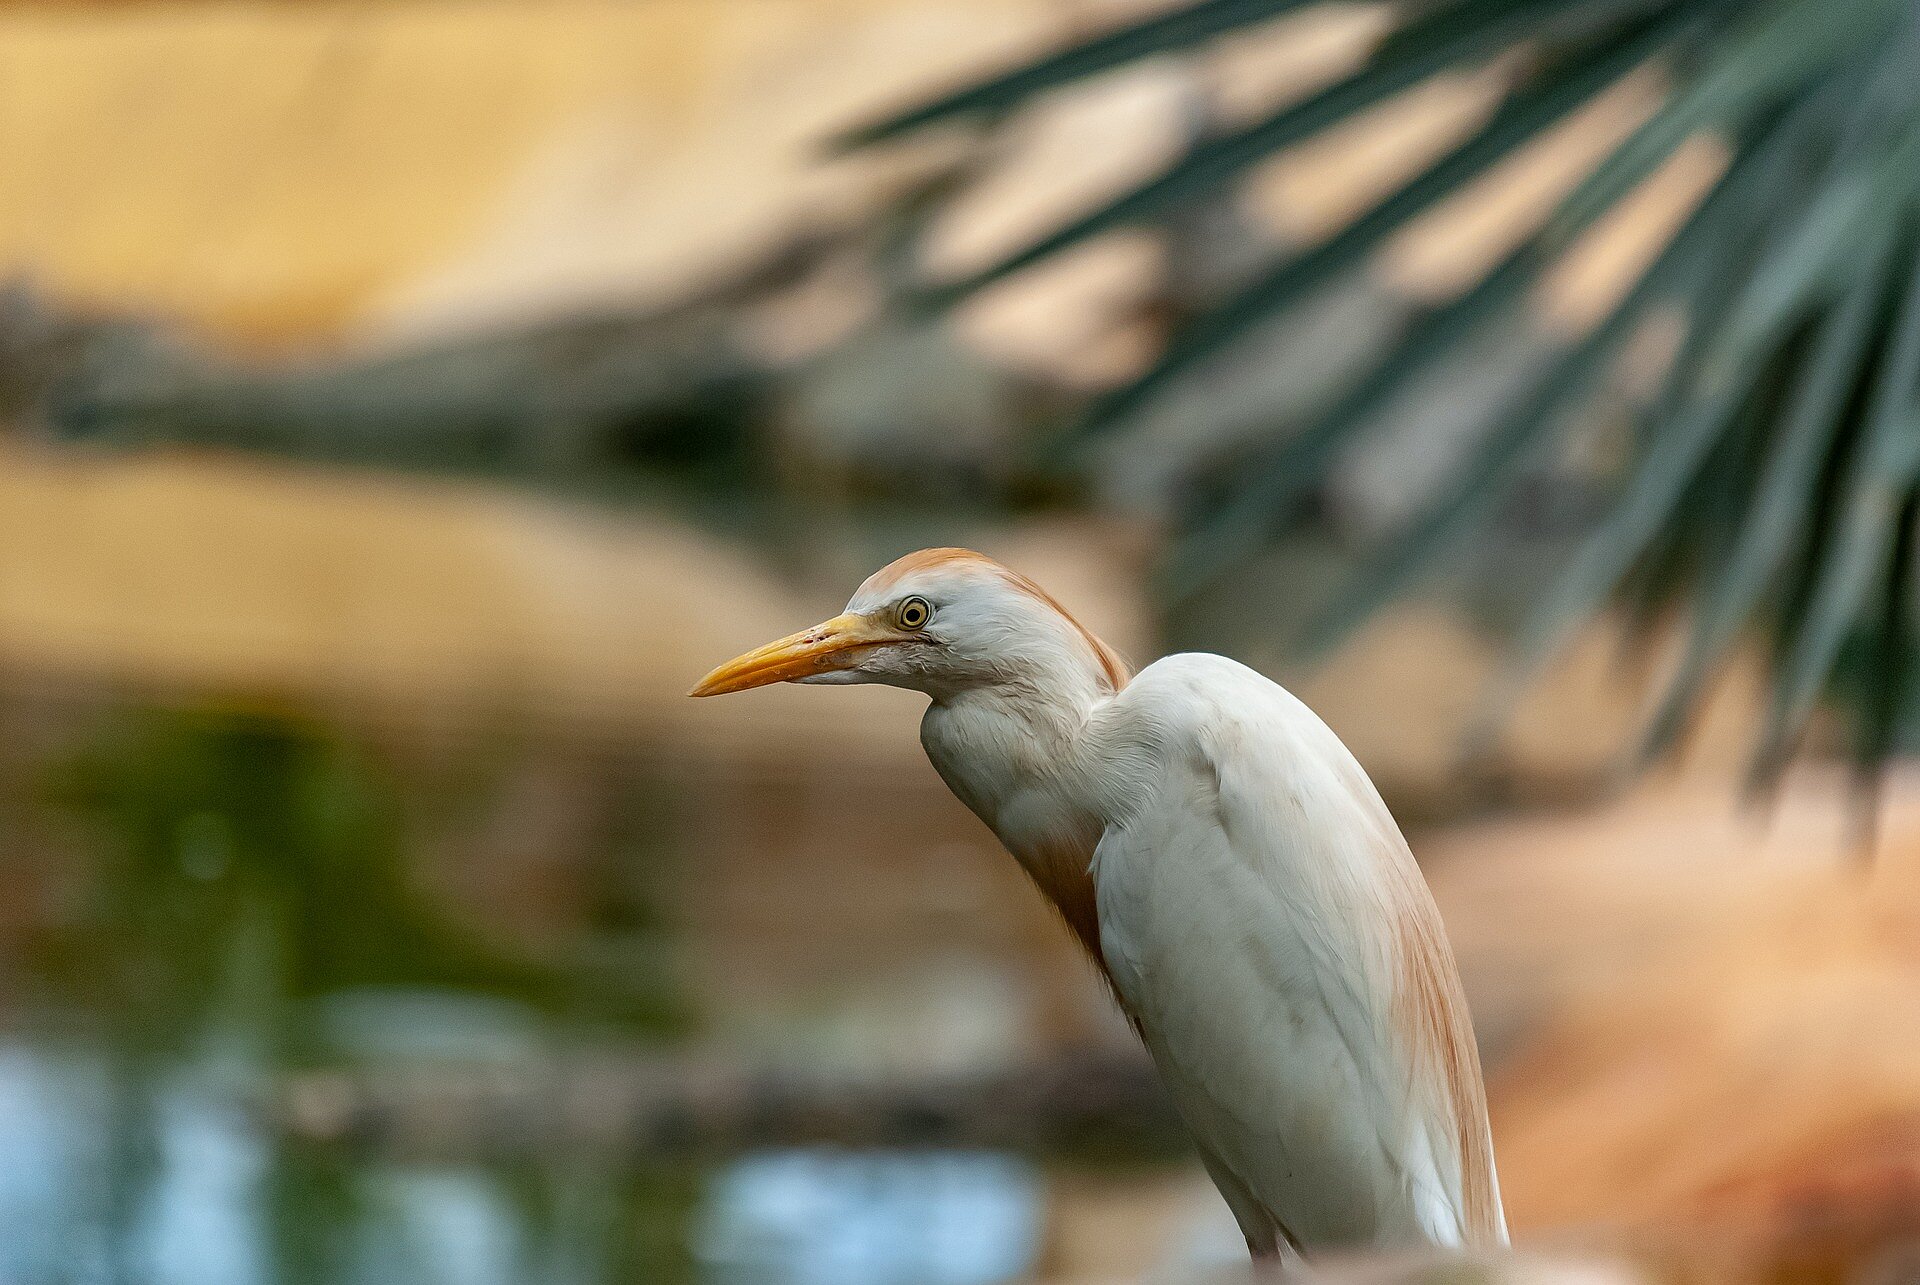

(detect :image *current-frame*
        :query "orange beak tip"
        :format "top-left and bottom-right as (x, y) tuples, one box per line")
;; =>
(686, 667), (750, 699)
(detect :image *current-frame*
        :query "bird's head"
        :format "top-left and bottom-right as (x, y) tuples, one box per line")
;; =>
(689, 548), (1127, 701)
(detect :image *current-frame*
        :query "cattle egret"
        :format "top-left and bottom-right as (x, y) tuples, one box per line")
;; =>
(691, 548), (1506, 1257)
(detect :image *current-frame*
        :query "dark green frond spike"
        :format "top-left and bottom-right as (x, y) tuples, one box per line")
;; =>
(1755, 378), (1867, 782)
(1588, 214), (1762, 698)
(1290, 149), (1760, 659)
(1752, 241), (1920, 787)
(1154, 245), (1544, 599)
(1258, 101), (1808, 647)
(1637, 236), (1895, 763)
(829, 0), (1324, 151)
(1474, 282), (1758, 752)
(843, 0), (1920, 790)
(1610, 496), (1695, 668)
(1503, 141), (1916, 744)
(1847, 481), (1920, 848)
(937, 0), (1596, 298)
(1160, 18), (1823, 600)
(1083, 1), (1702, 434)
(1530, 378), (1778, 740)
(1159, 171), (1697, 599)
(1547, 0), (1908, 238)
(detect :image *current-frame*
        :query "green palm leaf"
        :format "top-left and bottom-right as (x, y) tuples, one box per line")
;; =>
(1499, 110), (1920, 746)
(1753, 252), (1920, 783)
(830, 0), (1324, 149)
(1635, 234), (1895, 763)
(1081, 1), (1705, 435)
(1294, 136), (1757, 657)
(916, 0), (1601, 302)
(857, 0), (1920, 777)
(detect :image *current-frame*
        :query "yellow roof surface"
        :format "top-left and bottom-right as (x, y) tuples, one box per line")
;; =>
(0, 0), (1060, 344)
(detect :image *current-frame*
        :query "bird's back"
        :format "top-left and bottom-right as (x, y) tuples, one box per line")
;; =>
(1084, 653), (1506, 1253)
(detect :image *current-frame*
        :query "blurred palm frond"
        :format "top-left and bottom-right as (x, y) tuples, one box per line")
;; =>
(850, 0), (1920, 779)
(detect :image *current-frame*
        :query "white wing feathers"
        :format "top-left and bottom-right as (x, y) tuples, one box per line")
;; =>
(1086, 654), (1506, 1252)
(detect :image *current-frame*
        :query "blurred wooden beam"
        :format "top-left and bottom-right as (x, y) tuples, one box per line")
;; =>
(269, 1045), (1189, 1164)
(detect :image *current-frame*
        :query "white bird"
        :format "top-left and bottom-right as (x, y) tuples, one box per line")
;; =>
(691, 548), (1507, 1258)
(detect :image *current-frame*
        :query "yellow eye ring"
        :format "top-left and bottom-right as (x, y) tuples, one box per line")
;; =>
(896, 596), (932, 630)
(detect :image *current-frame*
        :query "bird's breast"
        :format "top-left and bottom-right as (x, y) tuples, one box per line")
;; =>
(959, 781), (1110, 971)
(920, 701), (1111, 971)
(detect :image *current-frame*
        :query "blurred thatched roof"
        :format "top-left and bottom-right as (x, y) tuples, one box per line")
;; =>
(1429, 771), (1920, 1280)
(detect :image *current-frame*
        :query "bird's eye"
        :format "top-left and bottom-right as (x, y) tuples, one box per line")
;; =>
(895, 596), (932, 630)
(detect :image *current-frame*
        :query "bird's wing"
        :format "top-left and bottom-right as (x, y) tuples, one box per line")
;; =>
(1086, 654), (1505, 1251)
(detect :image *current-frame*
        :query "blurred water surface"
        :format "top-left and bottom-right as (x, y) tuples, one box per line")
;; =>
(0, 1038), (1044, 1285)
(0, 705), (1051, 1284)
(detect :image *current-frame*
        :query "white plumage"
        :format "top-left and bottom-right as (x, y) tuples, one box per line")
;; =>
(692, 548), (1506, 1258)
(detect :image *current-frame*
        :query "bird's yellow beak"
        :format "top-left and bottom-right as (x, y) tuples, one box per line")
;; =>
(689, 613), (890, 697)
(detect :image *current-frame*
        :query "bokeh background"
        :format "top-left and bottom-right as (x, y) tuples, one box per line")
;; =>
(1, 2), (1918, 1282)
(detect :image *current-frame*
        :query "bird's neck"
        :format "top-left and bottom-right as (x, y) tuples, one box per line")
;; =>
(919, 668), (1113, 962)
(922, 679), (1102, 810)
